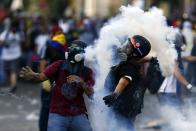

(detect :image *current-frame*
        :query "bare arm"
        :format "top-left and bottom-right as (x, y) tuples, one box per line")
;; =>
(30, 72), (48, 83)
(173, 64), (189, 89)
(39, 59), (48, 72)
(114, 77), (130, 94)
(182, 56), (196, 62)
(103, 77), (131, 106)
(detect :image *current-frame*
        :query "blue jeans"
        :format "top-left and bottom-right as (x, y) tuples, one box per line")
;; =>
(48, 113), (92, 131)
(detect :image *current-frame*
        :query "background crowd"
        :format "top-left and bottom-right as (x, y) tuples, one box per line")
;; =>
(0, 0), (196, 131)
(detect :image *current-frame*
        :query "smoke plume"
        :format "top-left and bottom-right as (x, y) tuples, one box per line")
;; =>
(84, 5), (178, 131)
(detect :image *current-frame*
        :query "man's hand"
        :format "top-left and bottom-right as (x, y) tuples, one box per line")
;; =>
(187, 84), (196, 93)
(19, 66), (39, 80)
(103, 93), (119, 107)
(67, 75), (94, 97)
(67, 75), (84, 84)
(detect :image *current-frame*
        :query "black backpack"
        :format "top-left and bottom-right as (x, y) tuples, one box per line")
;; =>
(145, 62), (164, 94)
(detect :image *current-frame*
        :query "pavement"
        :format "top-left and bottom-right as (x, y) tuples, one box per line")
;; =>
(0, 82), (41, 131)
(0, 81), (195, 131)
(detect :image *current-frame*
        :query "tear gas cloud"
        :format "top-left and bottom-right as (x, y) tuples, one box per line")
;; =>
(85, 5), (178, 78)
(84, 5), (179, 131)
(181, 21), (194, 57)
(159, 101), (196, 131)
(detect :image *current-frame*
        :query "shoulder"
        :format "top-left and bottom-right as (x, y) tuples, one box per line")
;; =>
(50, 60), (64, 67)
(118, 62), (140, 77)
(118, 62), (135, 71)
(44, 60), (64, 75)
(56, 60), (65, 64)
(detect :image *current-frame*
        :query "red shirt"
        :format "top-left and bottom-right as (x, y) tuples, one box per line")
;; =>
(44, 60), (94, 115)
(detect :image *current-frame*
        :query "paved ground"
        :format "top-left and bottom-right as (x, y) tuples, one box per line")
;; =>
(1, 81), (195, 131)
(0, 82), (41, 131)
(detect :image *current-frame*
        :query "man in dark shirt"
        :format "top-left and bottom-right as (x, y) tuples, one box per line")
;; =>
(103, 35), (151, 131)
(20, 41), (94, 131)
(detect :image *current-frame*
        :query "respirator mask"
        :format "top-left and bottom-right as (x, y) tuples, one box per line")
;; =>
(68, 44), (85, 63)
(119, 35), (151, 60)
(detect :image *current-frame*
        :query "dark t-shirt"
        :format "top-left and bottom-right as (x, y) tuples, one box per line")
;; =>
(105, 62), (143, 117)
(44, 60), (94, 115)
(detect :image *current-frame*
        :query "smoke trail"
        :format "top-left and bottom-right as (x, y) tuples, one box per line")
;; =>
(84, 5), (178, 131)
(157, 99), (196, 131)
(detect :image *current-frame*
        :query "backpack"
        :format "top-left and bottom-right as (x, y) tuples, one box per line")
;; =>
(146, 62), (164, 94)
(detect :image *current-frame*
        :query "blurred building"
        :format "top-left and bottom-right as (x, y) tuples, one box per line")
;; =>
(145, 0), (196, 20)
(0, 0), (195, 20)
(70, 0), (125, 18)
(72, 0), (196, 20)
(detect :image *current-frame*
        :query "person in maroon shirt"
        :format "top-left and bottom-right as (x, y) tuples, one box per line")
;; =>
(19, 40), (94, 131)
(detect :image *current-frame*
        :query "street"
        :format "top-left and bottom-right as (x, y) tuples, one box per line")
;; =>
(0, 82), (41, 131)
(0, 81), (162, 131)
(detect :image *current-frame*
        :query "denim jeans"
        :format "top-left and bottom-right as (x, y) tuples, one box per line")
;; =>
(48, 113), (92, 131)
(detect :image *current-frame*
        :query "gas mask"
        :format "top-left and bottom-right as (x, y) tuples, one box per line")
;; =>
(68, 45), (85, 63)
(120, 39), (134, 55)
(119, 35), (151, 60)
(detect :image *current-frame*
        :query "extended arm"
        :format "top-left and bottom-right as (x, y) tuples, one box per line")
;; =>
(182, 56), (196, 62)
(103, 76), (131, 106)
(19, 66), (48, 83)
(39, 59), (48, 72)
(173, 63), (192, 90)
(114, 77), (130, 94)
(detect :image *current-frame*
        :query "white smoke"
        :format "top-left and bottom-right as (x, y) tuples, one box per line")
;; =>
(181, 21), (194, 57)
(158, 100), (196, 131)
(84, 5), (178, 131)
(85, 5), (177, 77)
